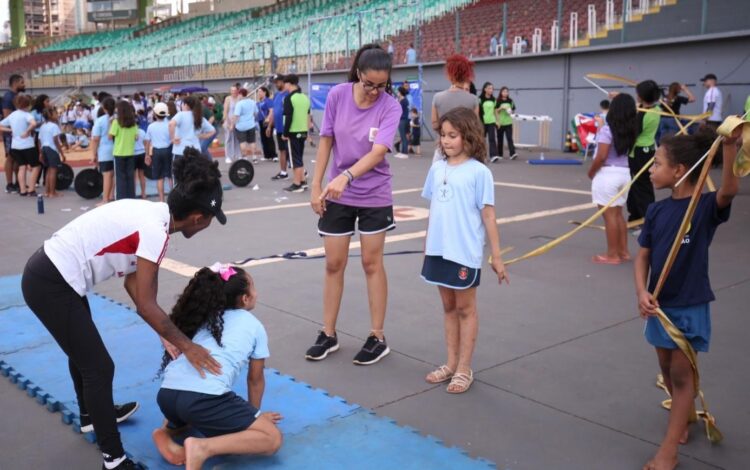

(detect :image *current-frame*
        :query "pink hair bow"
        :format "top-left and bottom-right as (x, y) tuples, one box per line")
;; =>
(208, 263), (237, 281)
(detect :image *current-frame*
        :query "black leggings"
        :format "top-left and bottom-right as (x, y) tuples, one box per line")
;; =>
(497, 124), (516, 157)
(484, 123), (498, 157)
(21, 248), (124, 458)
(627, 146), (656, 222)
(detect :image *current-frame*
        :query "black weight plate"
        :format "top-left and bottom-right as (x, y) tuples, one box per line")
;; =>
(74, 168), (103, 199)
(56, 163), (74, 191)
(229, 159), (254, 187)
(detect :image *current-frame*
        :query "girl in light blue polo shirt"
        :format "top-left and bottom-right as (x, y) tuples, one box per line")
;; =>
(91, 97), (115, 204)
(152, 266), (282, 467)
(169, 96), (214, 161)
(421, 107), (509, 394)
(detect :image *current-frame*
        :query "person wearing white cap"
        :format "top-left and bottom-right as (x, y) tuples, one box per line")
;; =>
(146, 103), (173, 202)
(700, 73), (723, 131)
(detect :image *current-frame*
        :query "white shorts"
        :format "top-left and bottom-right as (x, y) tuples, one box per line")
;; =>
(591, 166), (630, 207)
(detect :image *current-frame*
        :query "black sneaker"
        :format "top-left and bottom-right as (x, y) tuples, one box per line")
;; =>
(353, 334), (390, 365)
(5, 184), (13, 193)
(11, 183), (20, 192)
(81, 402), (139, 433)
(301, 179), (309, 189)
(490, 156), (502, 163)
(509, 153), (519, 160)
(284, 183), (306, 193)
(102, 456), (143, 470)
(305, 331), (340, 360)
(271, 172), (289, 181)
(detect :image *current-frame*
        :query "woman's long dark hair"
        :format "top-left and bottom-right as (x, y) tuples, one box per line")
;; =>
(605, 93), (638, 156)
(347, 44), (393, 94)
(116, 100), (136, 128)
(183, 95), (202, 130)
(32, 94), (48, 114)
(479, 82), (495, 106)
(98, 97), (115, 118)
(159, 266), (250, 373)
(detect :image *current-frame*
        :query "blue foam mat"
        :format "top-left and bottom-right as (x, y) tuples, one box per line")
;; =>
(0, 275), (494, 469)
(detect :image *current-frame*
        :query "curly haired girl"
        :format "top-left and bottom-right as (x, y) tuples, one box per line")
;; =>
(153, 266), (282, 470)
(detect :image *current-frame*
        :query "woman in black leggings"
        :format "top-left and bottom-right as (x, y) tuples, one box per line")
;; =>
(21, 149), (226, 470)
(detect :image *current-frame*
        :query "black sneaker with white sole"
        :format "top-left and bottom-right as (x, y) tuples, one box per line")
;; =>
(509, 153), (519, 160)
(271, 172), (289, 180)
(305, 331), (340, 360)
(284, 183), (306, 193)
(353, 335), (390, 365)
(81, 402), (139, 433)
(490, 156), (502, 163)
(102, 456), (144, 470)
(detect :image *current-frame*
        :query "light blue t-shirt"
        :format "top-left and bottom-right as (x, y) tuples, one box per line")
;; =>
(422, 159), (495, 268)
(146, 120), (171, 149)
(134, 128), (147, 155)
(161, 309), (270, 395)
(234, 99), (258, 132)
(77, 134), (90, 148)
(406, 48), (417, 64)
(38, 122), (61, 149)
(0, 110), (36, 149)
(92, 114), (114, 162)
(172, 111), (214, 156)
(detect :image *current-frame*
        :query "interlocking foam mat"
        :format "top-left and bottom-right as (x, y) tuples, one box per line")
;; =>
(0, 275), (494, 469)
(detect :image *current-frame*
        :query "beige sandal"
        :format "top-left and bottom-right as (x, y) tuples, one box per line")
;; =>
(446, 369), (473, 394)
(425, 365), (454, 384)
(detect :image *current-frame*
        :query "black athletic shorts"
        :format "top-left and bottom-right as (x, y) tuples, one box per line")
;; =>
(234, 128), (256, 144)
(421, 255), (481, 289)
(99, 161), (114, 173)
(42, 146), (62, 168)
(157, 389), (259, 438)
(150, 147), (173, 180)
(133, 153), (146, 171)
(287, 133), (306, 168)
(318, 201), (395, 236)
(275, 132), (287, 154)
(11, 147), (41, 167)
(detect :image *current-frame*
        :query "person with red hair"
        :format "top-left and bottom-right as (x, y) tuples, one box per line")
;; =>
(430, 55), (479, 162)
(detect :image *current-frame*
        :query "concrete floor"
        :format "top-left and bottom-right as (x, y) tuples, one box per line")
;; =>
(1, 140), (748, 470)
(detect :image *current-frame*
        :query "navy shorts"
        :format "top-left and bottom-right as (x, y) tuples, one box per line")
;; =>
(150, 147), (173, 179)
(421, 255), (481, 290)
(133, 153), (146, 171)
(99, 161), (114, 173)
(11, 147), (41, 167)
(275, 132), (286, 154)
(157, 389), (259, 438)
(645, 303), (711, 352)
(235, 128), (256, 144)
(42, 146), (62, 168)
(3, 132), (12, 156)
(318, 201), (395, 236)
(287, 133), (306, 168)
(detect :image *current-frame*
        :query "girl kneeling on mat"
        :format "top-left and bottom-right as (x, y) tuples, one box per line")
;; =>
(421, 107), (509, 394)
(153, 265), (282, 470)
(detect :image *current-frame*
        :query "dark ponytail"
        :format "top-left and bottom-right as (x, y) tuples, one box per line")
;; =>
(98, 97), (115, 118)
(347, 44), (393, 94)
(606, 93), (638, 156)
(158, 266), (251, 373)
(183, 96), (202, 130)
(168, 147), (222, 221)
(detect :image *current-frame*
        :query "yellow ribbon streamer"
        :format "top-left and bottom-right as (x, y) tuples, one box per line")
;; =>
(718, 115), (750, 177)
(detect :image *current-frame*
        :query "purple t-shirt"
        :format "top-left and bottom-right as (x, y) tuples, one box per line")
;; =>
(320, 83), (402, 207)
(595, 125), (629, 168)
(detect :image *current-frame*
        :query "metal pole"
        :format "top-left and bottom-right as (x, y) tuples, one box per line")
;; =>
(561, 53), (571, 149)
(306, 21), (312, 97)
(621, 0), (627, 43)
(455, 9), (460, 53)
(700, 0), (707, 34)
(556, 0), (563, 34)
(358, 13), (362, 49)
(503, 2), (508, 39)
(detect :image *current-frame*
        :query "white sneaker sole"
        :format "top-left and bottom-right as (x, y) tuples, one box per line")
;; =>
(305, 343), (340, 361)
(79, 402), (140, 433)
(352, 346), (391, 365)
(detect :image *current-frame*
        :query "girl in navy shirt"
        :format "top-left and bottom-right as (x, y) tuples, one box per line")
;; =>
(635, 127), (741, 470)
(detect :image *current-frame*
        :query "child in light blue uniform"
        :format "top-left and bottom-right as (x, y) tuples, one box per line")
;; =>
(91, 97), (115, 204)
(146, 103), (173, 202)
(421, 108), (509, 394)
(169, 96), (214, 162)
(38, 107), (67, 198)
(152, 266), (282, 468)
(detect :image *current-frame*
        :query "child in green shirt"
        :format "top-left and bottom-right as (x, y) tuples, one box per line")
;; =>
(109, 100), (139, 200)
(626, 80), (661, 226)
(495, 86), (517, 161)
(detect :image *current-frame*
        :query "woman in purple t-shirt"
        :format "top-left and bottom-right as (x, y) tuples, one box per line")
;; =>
(306, 45), (402, 365)
(587, 93), (638, 265)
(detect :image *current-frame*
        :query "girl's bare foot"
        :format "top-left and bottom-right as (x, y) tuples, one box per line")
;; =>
(619, 253), (631, 261)
(95, 200), (109, 207)
(643, 447), (678, 470)
(679, 427), (689, 445)
(184, 437), (210, 470)
(152, 428), (185, 465)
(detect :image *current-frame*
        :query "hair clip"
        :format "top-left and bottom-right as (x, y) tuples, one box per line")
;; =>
(208, 263), (237, 281)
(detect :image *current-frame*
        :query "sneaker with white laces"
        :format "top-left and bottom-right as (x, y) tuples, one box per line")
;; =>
(80, 402), (139, 433)
(271, 172), (289, 181)
(352, 334), (390, 365)
(305, 331), (340, 360)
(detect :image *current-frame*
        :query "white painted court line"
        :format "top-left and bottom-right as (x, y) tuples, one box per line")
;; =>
(161, 202), (595, 278)
(223, 181), (589, 216)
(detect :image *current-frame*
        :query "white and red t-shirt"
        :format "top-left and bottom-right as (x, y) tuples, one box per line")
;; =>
(44, 200), (171, 296)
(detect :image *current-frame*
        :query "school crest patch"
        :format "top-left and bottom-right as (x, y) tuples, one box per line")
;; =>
(458, 267), (469, 281)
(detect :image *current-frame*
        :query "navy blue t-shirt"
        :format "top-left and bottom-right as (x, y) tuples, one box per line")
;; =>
(638, 192), (730, 307)
(2, 91), (16, 113)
